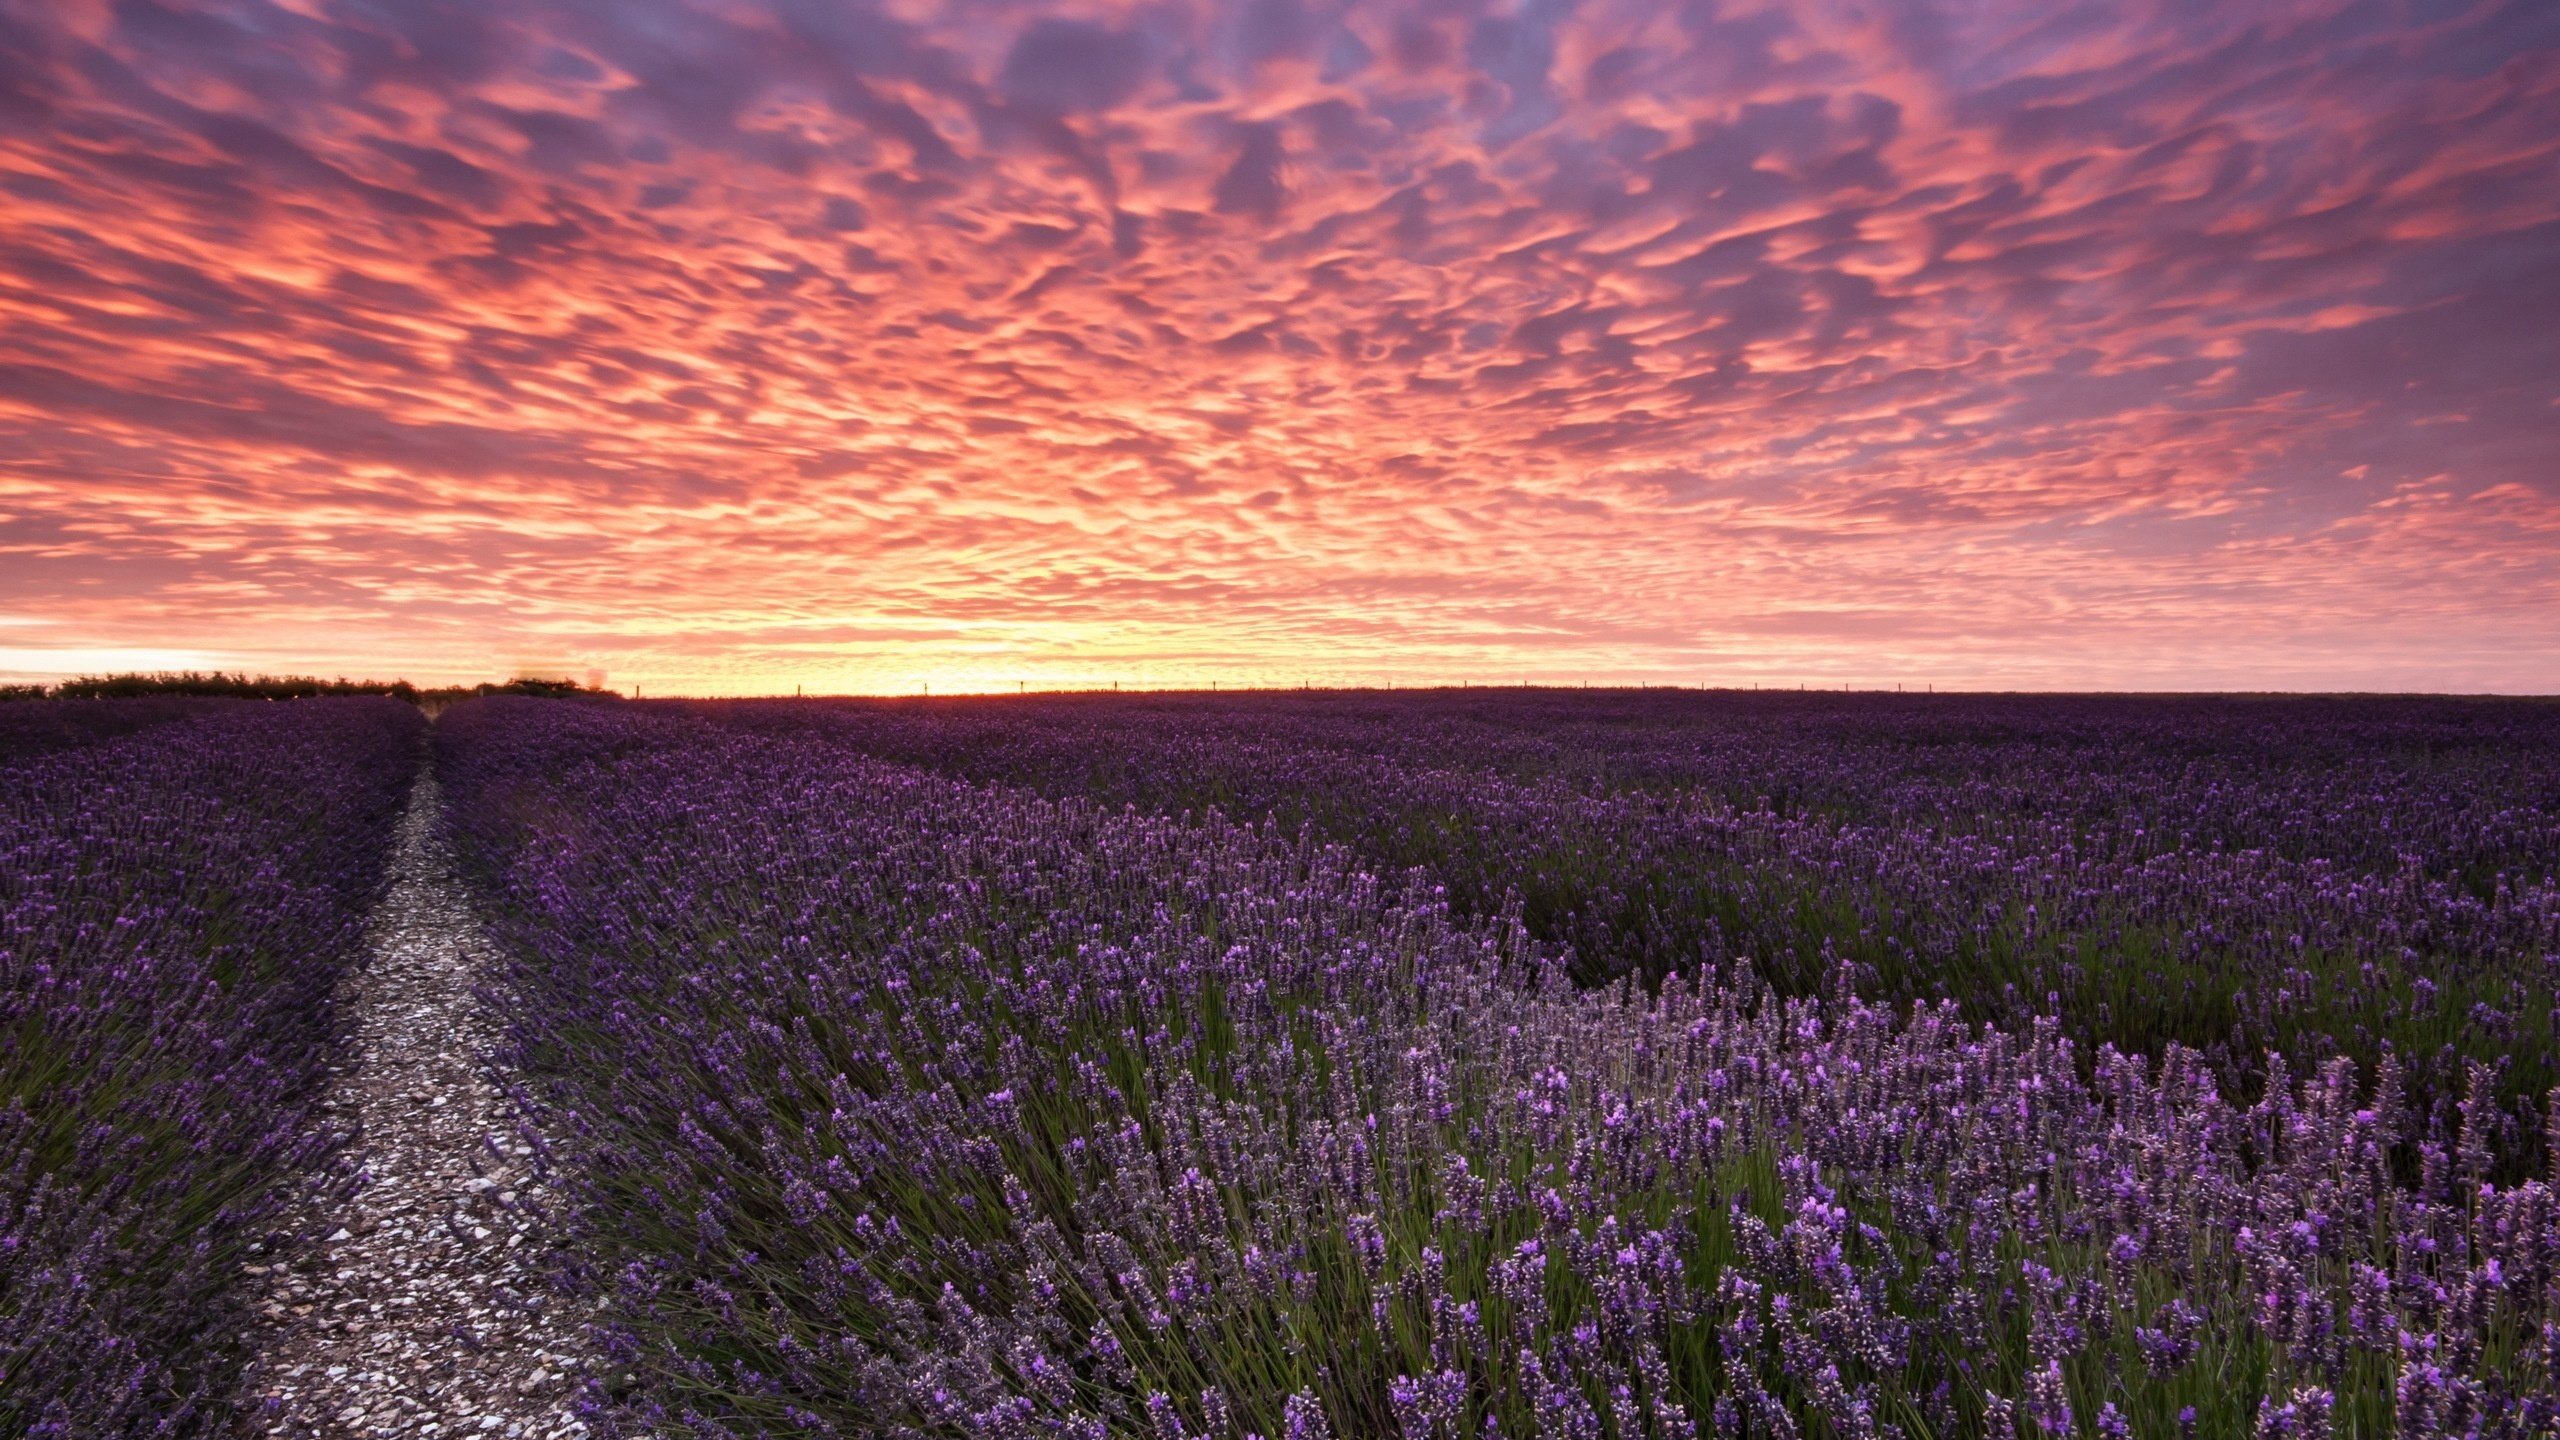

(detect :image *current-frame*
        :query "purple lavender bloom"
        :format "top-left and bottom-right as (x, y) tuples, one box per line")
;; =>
(1, 697), (421, 1433)
(428, 693), (2560, 1436)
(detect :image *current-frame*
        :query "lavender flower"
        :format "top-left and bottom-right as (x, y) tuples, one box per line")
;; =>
(1, 697), (421, 1434)
(432, 694), (2560, 1437)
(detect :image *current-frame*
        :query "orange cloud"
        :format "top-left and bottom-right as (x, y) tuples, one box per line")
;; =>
(0, 0), (2555, 693)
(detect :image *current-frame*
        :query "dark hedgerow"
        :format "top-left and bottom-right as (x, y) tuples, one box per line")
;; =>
(39, 671), (424, 702)
(0, 697), (422, 1435)
(446, 696), (2557, 1439)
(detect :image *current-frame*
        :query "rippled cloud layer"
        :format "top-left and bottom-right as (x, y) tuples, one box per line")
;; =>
(1, 0), (2555, 691)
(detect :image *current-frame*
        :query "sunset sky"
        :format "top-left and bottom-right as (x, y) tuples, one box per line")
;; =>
(1, 0), (2555, 695)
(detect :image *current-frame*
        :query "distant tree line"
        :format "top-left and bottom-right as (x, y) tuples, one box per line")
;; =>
(0, 672), (619, 703)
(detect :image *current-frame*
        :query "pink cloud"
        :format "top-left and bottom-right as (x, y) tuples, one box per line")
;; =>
(0, 0), (2554, 693)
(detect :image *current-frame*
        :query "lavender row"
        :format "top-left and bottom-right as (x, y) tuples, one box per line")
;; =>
(445, 697), (2558, 1438)
(0, 694), (238, 765)
(679, 694), (2560, 1163)
(680, 692), (2560, 883)
(0, 697), (424, 1435)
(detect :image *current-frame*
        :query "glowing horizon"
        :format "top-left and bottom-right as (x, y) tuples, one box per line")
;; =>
(3, 0), (2556, 696)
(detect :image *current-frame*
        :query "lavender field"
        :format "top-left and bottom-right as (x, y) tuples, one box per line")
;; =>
(1, 698), (423, 1431)
(448, 692), (2558, 1438)
(7, 690), (2559, 1437)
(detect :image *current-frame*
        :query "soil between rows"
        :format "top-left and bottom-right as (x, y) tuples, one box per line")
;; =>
(237, 764), (592, 1439)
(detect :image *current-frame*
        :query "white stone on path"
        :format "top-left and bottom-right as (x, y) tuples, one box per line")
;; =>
(239, 747), (594, 1437)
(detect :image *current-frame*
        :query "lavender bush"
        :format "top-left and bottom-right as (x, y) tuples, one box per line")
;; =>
(445, 696), (2558, 1438)
(684, 694), (2560, 1163)
(0, 695), (235, 765)
(0, 697), (422, 1434)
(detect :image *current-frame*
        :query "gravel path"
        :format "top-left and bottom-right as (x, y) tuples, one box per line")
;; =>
(239, 763), (591, 1438)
